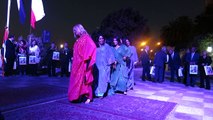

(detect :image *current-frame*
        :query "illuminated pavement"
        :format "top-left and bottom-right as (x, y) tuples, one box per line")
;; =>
(0, 68), (213, 120)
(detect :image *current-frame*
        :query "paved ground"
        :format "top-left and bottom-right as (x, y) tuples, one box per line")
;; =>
(1, 68), (213, 120)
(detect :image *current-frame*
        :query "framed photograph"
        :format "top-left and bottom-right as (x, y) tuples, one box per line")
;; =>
(29, 55), (36, 64)
(204, 66), (213, 76)
(52, 51), (60, 60)
(19, 56), (27, 65)
(189, 65), (198, 75)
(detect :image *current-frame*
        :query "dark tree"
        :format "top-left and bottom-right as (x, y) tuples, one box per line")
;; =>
(92, 7), (149, 44)
(194, 14), (213, 35)
(160, 16), (194, 50)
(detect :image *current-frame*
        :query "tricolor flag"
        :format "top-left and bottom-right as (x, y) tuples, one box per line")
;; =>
(17, 0), (26, 24)
(31, 0), (45, 29)
(3, 28), (9, 42)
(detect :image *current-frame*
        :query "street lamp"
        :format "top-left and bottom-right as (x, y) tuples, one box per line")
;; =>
(156, 42), (161, 46)
(207, 46), (212, 52)
(60, 44), (64, 48)
(140, 42), (146, 46)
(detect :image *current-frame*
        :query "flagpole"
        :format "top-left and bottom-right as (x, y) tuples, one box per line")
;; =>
(6, 0), (11, 29)
(1, 0), (11, 77)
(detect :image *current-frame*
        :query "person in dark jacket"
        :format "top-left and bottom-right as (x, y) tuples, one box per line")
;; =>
(4, 35), (16, 76)
(185, 46), (200, 87)
(153, 46), (167, 83)
(168, 48), (181, 82)
(60, 42), (72, 77)
(140, 46), (151, 81)
(46, 42), (57, 77)
(199, 51), (212, 90)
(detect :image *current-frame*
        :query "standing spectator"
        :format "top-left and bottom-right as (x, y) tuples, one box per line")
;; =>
(199, 51), (212, 90)
(185, 46), (200, 87)
(140, 46), (151, 81)
(28, 40), (40, 76)
(153, 46), (167, 83)
(46, 42), (57, 77)
(4, 34), (16, 76)
(60, 42), (72, 77)
(17, 40), (28, 75)
(94, 35), (115, 98)
(125, 38), (138, 90)
(182, 48), (190, 84)
(68, 24), (96, 104)
(168, 48), (181, 82)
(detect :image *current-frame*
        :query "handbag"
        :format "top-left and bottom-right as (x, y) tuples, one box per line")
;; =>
(150, 66), (155, 76)
(178, 67), (183, 77)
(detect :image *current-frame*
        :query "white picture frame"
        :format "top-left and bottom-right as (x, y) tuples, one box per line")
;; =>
(189, 65), (198, 75)
(19, 56), (27, 65)
(204, 66), (213, 76)
(52, 51), (60, 60)
(29, 55), (36, 64)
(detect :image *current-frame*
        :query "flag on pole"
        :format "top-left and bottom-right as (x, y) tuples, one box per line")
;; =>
(3, 28), (9, 42)
(31, 0), (45, 29)
(17, 0), (26, 24)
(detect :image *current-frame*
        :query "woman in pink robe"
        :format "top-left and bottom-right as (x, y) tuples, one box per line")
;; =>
(68, 24), (96, 104)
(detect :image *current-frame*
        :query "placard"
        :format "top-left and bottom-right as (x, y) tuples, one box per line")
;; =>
(204, 66), (213, 76)
(29, 56), (36, 64)
(52, 52), (60, 60)
(19, 56), (27, 65)
(189, 65), (198, 75)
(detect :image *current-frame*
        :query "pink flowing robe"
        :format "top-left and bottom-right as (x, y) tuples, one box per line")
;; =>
(68, 34), (96, 101)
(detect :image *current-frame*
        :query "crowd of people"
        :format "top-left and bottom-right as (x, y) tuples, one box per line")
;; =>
(142, 45), (212, 90)
(68, 24), (212, 104)
(1, 35), (72, 77)
(1, 24), (212, 105)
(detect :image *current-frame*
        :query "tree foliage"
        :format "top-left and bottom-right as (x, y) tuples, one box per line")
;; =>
(92, 8), (149, 44)
(160, 16), (194, 50)
(197, 34), (213, 57)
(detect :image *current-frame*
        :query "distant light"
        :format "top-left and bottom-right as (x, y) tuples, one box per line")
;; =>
(157, 42), (161, 46)
(141, 48), (144, 51)
(60, 44), (64, 48)
(140, 42), (146, 46)
(207, 47), (212, 52)
(150, 50), (153, 52)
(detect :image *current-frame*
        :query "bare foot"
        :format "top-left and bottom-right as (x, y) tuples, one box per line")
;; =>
(85, 99), (91, 104)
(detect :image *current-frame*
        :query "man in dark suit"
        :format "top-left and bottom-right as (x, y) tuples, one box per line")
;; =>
(4, 35), (16, 76)
(154, 46), (167, 83)
(168, 48), (181, 82)
(60, 42), (72, 77)
(185, 46), (200, 87)
(140, 46), (151, 81)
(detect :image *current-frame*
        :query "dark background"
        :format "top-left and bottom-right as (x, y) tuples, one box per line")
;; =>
(0, 0), (204, 46)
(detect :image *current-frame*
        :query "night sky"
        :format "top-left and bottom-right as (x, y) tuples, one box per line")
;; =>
(0, 0), (204, 46)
